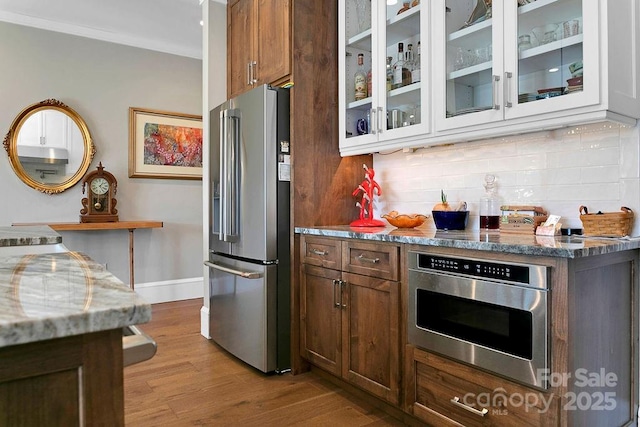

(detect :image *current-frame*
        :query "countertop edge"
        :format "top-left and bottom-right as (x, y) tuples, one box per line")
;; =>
(295, 226), (640, 258)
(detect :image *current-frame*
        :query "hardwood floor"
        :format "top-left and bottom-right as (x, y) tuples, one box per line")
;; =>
(124, 299), (406, 426)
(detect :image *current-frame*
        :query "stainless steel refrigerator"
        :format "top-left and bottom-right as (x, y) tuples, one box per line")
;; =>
(205, 84), (291, 373)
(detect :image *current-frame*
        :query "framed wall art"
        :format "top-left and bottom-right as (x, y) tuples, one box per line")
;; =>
(129, 107), (203, 179)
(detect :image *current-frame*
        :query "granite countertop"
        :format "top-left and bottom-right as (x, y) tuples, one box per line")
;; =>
(0, 227), (151, 348)
(0, 225), (62, 247)
(295, 225), (640, 258)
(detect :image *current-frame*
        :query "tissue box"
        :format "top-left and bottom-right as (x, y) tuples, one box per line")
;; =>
(500, 205), (548, 234)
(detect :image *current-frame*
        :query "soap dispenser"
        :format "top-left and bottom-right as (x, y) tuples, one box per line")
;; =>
(480, 174), (501, 229)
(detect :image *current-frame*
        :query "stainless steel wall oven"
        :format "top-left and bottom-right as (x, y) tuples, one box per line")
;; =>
(408, 250), (549, 389)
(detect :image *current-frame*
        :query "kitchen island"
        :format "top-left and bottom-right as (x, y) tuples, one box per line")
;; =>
(0, 226), (151, 426)
(294, 225), (639, 427)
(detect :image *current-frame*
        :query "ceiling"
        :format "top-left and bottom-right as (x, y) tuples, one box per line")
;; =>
(0, 0), (208, 59)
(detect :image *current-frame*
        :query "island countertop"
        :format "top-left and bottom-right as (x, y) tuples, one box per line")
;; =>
(0, 225), (62, 247)
(295, 225), (640, 258)
(0, 226), (151, 348)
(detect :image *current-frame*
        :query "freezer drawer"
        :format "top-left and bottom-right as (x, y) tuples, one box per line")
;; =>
(206, 255), (280, 373)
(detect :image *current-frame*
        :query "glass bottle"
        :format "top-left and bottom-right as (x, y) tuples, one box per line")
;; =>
(404, 44), (413, 86)
(367, 66), (372, 98)
(411, 41), (421, 83)
(386, 56), (393, 92)
(392, 43), (407, 89)
(479, 174), (501, 229)
(354, 53), (367, 101)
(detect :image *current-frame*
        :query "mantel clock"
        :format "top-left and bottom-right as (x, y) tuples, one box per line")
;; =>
(80, 162), (119, 223)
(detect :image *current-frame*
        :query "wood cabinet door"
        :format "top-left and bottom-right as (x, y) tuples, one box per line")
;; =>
(227, 0), (255, 98)
(300, 264), (342, 376)
(341, 271), (400, 405)
(255, 0), (290, 87)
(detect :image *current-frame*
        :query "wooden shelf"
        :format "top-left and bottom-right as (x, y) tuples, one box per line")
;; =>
(13, 221), (163, 231)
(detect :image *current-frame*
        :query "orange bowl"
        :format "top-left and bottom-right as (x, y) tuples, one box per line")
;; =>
(382, 211), (429, 228)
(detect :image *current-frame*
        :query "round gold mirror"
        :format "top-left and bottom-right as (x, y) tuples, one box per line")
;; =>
(3, 99), (96, 194)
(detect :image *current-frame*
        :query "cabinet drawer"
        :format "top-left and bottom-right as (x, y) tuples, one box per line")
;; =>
(409, 348), (560, 427)
(342, 241), (399, 281)
(301, 236), (341, 270)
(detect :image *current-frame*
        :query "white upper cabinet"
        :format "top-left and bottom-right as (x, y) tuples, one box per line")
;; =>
(339, 0), (640, 156)
(435, 0), (601, 132)
(339, 0), (430, 156)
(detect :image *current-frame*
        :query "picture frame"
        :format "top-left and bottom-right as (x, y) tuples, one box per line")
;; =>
(128, 107), (203, 179)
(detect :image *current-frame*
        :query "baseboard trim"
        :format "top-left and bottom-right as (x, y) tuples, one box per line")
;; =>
(134, 277), (204, 304)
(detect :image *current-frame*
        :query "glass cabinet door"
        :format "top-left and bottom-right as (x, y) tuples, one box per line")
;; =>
(505, 0), (596, 118)
(340, 0), (427, 151)
(444, 0), (498, 120)
(434, 0), (505, 132)
(382, 1), (425, 139)
(342, 0), (377, 145)
(436, 0), (597, 132)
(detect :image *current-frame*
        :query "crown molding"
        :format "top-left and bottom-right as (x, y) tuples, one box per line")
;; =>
(0, 10), (202, 60)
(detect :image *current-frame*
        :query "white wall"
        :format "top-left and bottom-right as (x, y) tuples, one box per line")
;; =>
(373, 122), (640, 236)
(0, 22), (204, 300)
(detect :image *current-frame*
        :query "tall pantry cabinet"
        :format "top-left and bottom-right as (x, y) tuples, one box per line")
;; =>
(225, 0), (373, 374)
(227, 0), (291, 98)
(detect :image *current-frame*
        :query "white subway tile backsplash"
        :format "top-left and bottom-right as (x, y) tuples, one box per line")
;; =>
(372, 122), (640, 236)
(580, 165), (620, 183)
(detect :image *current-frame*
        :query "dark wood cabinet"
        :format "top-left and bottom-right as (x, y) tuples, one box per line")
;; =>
(300, 236), (401, 405)
(0, 330), (124, 426)
(406, 346), (561, 427)
(227, 0), (291, 98)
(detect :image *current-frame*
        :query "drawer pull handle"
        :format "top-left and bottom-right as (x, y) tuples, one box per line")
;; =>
(450, 397), (488, 417)
(311, 249), (328, 256)
(357, 254), (379, 264)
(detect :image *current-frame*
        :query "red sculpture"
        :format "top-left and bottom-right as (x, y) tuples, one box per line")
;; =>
(351, 164), (385, 227)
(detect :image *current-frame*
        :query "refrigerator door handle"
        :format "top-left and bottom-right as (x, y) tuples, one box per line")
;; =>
(227, 109), (240, 242)
(220, 109), (241, 243)
(204, 261), (262, 279)
(218, 109), (227, 241)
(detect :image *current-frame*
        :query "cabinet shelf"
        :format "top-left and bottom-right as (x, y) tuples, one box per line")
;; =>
(347, 97), (372, 110)
(346, 83), (421, 111)
(347, 29), (372, 51)
(387, 5), (421, 46)
(448, 19), (492, 43)
(447, 61), (492, 81)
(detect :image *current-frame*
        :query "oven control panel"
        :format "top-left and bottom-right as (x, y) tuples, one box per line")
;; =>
(415, 254), (539, 286)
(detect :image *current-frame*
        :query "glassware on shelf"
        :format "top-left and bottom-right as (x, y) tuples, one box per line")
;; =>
(518, 35), (532, 52)
(355, 0), (371, 33)
(562, 19), (580, 38)
(532, 24), (559, 45)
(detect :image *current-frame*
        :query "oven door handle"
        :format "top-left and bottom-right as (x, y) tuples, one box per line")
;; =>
(450, 396), (488, 417)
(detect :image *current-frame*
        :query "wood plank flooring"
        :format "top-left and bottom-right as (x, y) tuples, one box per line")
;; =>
(124, 299), (406, 426)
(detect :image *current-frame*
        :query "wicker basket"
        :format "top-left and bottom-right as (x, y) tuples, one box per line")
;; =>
(579, 206), (634, 237)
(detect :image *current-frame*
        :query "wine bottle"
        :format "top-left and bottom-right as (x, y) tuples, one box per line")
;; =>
(354, 53), (367, 101)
